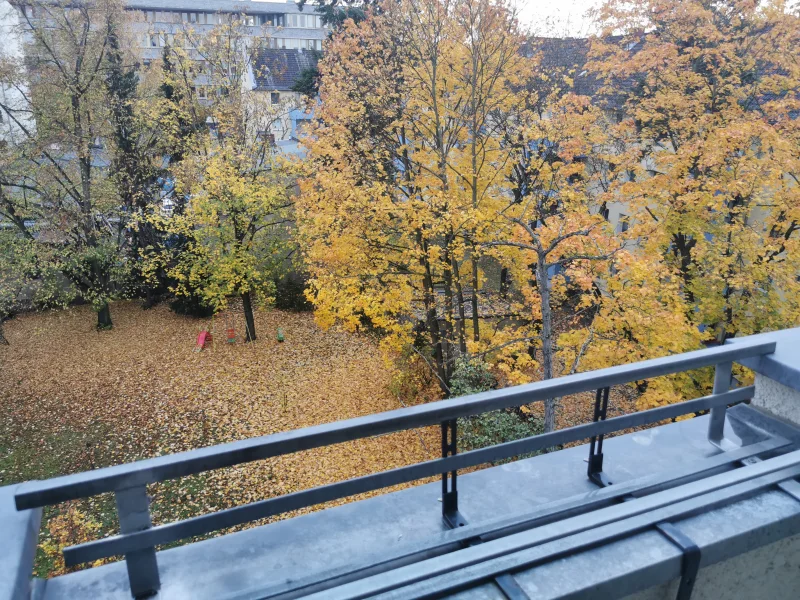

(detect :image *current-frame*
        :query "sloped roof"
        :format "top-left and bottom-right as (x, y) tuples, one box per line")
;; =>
(531, 35), (643, 109)
(252, 48), (320, 91)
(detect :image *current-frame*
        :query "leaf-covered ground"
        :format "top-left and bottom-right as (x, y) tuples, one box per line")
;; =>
(0, 302), (440, 576)
(0, 301), (640, 578)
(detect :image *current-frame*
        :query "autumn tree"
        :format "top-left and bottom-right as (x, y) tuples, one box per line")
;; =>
(0, 0), (132, 328)
(105, 16), (168, 306)
(300, 0), (707, 428)
(298, 0), (539, 391)
(483, 89), (621, 431)
(150, 19), (292, 341)
(590, 0), (800, 343)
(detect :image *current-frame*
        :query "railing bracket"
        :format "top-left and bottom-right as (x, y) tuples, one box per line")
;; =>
(588, 387), (613, 487)
(656, 522), (701, 600)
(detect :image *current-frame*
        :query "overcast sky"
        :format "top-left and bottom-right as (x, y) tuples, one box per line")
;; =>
(516, 0), (601, 37)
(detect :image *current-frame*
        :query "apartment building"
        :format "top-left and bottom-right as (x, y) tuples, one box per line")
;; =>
(129, 0), (327, 59)
(0, 1), (33, 146)
(0, 1), (325, 149)
(128, 1), (326, 147)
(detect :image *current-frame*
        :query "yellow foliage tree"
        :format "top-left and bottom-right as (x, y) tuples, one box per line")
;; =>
(590, 0), (800, 344)
(298, 0), (534, 393)
(144, 18), (293, 340)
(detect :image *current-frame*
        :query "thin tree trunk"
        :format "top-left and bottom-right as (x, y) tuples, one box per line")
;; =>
(451, 255), (467, 354)
(537, 256), (557, 433)
(242, 291), (257, 342)
(500, 267), (509, 299)
(442, 245), (455, 383)
(93, 259), (113, 330)
(419, 233), (447, 392)
(471, 254), (480, 342)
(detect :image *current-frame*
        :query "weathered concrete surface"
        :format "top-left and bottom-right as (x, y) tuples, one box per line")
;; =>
(624, 532), (800, 600)
(753, 373), (800, 427)
(733, 327), (800, 392)
(0, 485), (41, 600)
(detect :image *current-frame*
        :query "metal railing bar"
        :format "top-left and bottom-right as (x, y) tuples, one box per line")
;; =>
(368, 466), (800, 600)
(307, 451), (800, 600)
(62, 386), (754, 565)
(16, 339), (774, 510)
(241, 436), (789, 600)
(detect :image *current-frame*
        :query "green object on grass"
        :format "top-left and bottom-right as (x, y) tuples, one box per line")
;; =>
(277, 328), (285, 342)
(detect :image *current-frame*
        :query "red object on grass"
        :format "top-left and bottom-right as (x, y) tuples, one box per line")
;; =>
(196, 330), (213, 350)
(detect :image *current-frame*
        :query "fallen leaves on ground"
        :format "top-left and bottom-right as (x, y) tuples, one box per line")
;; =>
(0, 301), (439, 576)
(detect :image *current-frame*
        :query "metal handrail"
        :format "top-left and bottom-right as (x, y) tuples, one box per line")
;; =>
(63, 385), (753, 566)
(15, 339), (774, 509)
(12, 337), (776, 598)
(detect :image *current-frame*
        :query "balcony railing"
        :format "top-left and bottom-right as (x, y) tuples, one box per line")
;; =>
(13, 338), (777, 598)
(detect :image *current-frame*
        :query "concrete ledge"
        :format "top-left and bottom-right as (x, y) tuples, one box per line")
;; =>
(0, 485), (42, 600)
(753, 373), (800, 426)
(732, 328), (800, 392)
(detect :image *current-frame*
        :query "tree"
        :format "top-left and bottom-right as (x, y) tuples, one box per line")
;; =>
(105, 16), (166, 307)
(298, 0), (539, 392)
(297, 0), (376, 28)
(590, 0), (800, 343)
(0, 0), (132, 329)
(150, 18), (293, 341)
(482, 89), (620, 432)
(299, 0), (705, 428)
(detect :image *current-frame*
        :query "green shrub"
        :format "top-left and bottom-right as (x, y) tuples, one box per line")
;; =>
(273, 275), (312, 312)
(458, 410), (544, 460)
(449, 357), (496, 397)
(450, 357), (543, 463)
(169, 293), (215, 318)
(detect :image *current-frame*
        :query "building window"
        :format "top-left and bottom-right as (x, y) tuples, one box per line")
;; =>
(618, 215), (629, 233)
(271, 92), (280, 104)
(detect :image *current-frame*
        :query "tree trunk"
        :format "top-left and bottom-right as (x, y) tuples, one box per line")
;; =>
(537, 257), (557, 434)
(97, 302), (113, 330)
(242, 291), (257, 342)
(418, 232), (448, 393)
(442, 243), (456, 383)
(92, 259), (112, 330)
(0, 322), (9, 345)
(471, 254), (480, 342)
(451, 255), (467, 354)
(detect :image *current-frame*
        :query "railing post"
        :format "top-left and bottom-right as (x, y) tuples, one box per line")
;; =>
(588, 386), (612, 486)
(115, 486), (160, 598)
(708, 361), (734, 450)
(441, 419), (466, 528)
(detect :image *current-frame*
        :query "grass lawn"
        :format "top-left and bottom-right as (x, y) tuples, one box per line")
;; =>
(0, 301), (438, 577)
